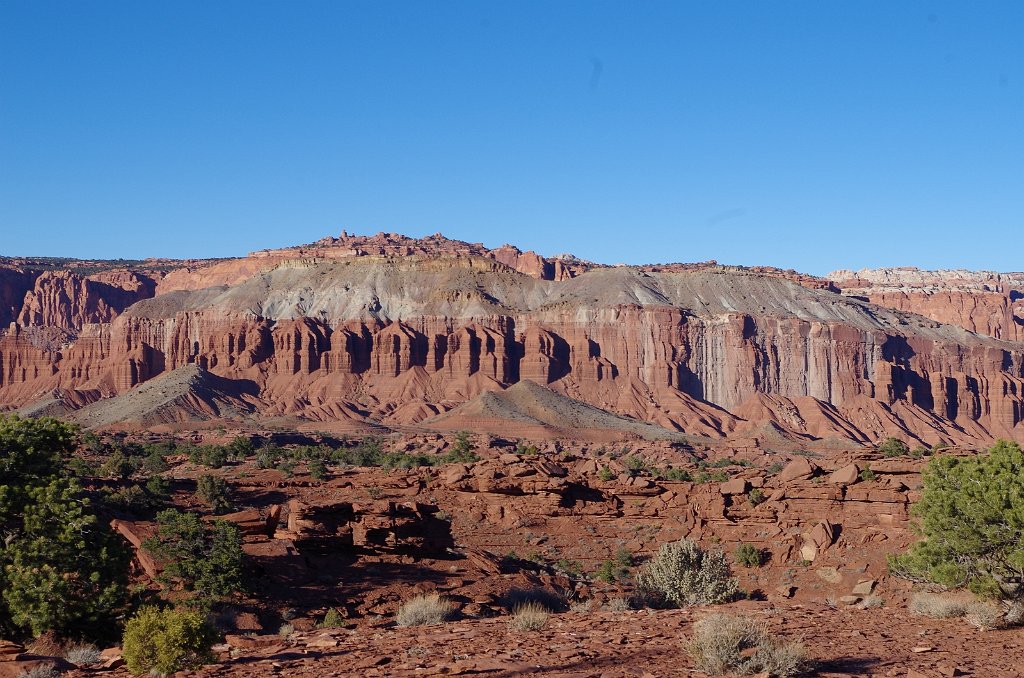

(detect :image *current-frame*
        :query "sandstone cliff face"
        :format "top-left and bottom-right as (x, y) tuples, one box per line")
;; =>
(16, 269), (157, 331)
(830, 268), (1024, 343)
(0, 266), (36, 327)
(2, 242), (1023, 446)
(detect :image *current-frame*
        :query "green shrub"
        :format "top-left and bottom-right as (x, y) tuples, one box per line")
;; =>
(441, 431), (479, 464)
(735, 543), (763, 568)
(195, 475), (232, 514)
(226, 436), (253, 459)
(597, 465), (616, 482)
(661, 466), (692, 482)
(145, 475), (171, 500)
(747, 488), (765, 506)
(67, 457), (98, 478)
(595, 547), (634, 583)
(104, 484), (160, 512)
(686, 613), (805, 677)
(141, 450), (169, 474)
(318, 607), (345, 628)
(189, 445), (228, 469)
(515, 442), (540, 455)
(635, 539), (737, 607)
(694, 470), (730, 484)
(99, 451), (138, 480)
(878, 437), (910, 458)
(889, 440), (1024, 622)
(122, 606), (217, 675)
(624, 456), (648, 476)
(2, 479), (130, 639)
(859, 467), (877, 482)
(307, 457), (328, 480)
(591, 560), (615, 583)
(255, 449), (279, 469)
(142, 510), (244, 599)
(277, 459), (297, 478)
(0, 416), (129, 641)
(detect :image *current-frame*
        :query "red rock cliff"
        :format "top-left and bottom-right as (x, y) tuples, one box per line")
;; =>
(2, 241), (1022, 447)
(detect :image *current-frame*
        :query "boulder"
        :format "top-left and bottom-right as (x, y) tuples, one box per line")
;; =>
(720, 478), (749, 495)
(851, 579), (876, 596)
(807, 520), (836, 550)
(777, 457), (818, 483)
(829, 463), (859, 486)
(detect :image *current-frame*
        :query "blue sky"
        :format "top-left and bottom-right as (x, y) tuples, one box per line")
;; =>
(1, 2), (1021, 274)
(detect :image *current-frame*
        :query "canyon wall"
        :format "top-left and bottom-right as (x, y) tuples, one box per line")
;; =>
(830, 268), (1024, 343)
(1, 239), (1022, 446)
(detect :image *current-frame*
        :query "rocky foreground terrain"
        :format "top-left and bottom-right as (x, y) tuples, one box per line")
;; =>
(3, 430), (1023, 677)
(2, 233), (1023, 677)
(2, 231), (1023, 446)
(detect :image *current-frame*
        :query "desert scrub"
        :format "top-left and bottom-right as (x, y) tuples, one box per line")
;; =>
(605, 597), (632, 612)
(142, 509), (244, 599)
(501, 587), (565, 612)
(878, 437), (910, 458)
(965, 601), (1005, 630)
(195, 474), (232, 514)
(319, 607), (345, 628)
(308, 457), (328, 480)
(858, 595), (885, 609)
(734, 543), (763, 568)
(508, 602), (549, 631)
(64, 643), (101, 666)
(395, 593), (453, 627)
(686, 613), (805, 677)
(16, 665), (60, 678)
(122, 606), (218, 675)
(635, 539), (738, 607)
(908, 592), (968, 618)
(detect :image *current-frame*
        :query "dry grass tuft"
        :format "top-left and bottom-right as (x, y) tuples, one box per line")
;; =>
(965, 602), (1004, 631)
(16, 665), (61, 678)
(605, 597), (632, 612)
(64, 643), (101, 666)
(396, 593), (454, 627)
(508, 602), (550, 631)
(686, 613), (805, 677)
(858, 595), (885, 609)
(909, 592), (968, 619)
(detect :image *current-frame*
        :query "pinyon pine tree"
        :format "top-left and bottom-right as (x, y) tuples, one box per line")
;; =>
(889, 440), (1024, 624)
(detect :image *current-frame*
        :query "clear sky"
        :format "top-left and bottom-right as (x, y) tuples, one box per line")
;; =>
(1, 2), (1021, 274)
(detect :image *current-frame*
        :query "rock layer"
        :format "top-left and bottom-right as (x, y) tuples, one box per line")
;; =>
(830, 267), (1024, 343)
(2, 236), (1023, 446)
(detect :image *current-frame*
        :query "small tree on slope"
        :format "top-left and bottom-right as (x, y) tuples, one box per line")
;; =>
(889, 440), (1024, 624)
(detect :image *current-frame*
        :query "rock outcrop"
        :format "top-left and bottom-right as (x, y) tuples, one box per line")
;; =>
(1, 235), (1022, 446)
(830, 267), (1024, 343)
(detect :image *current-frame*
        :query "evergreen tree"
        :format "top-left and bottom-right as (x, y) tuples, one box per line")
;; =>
(890, 440), (1024, 618)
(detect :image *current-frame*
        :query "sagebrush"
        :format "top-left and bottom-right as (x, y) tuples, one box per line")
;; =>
(635, 539), (738, 607)
(687, 613), (805, 676)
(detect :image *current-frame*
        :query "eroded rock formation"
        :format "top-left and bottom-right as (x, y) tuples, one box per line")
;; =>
(1, 235), (1023, 446)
